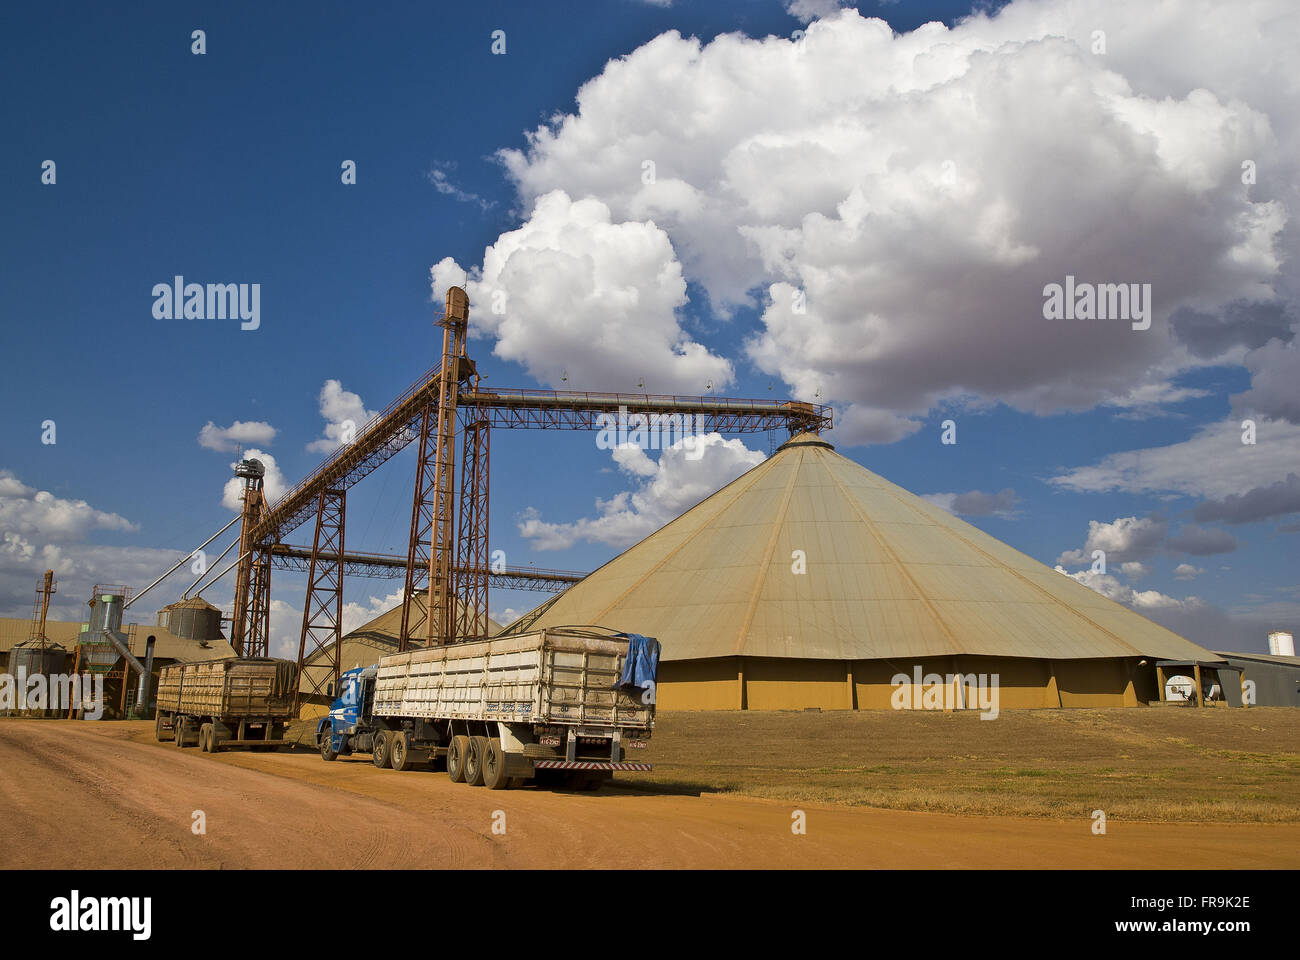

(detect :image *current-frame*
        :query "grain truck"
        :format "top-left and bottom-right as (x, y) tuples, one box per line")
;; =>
(316, 627), (658, 790)
(155, 657), (298, 752)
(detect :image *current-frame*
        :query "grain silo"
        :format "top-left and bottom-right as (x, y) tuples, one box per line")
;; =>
(156, 597), (224, 643)
(9, 639), (67, 677)
(6, 639), (67, 715)
(504, 432), (1223, 710)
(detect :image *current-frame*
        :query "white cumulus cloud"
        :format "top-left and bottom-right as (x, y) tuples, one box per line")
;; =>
(785, 0), (852, 24)
(307, 380), (379, 454)
(1054, 565), (1202, 612)
(432, 191), (733, 394)
(198, 419), (277, 453)
(220, 450), (287, 511)
(0, 470), (137, 542)
(1056, 516), (1168, 567)
(481, 2), (1297, 444)
(518, 433), (764, 550)
(1051, 418), (1300, 500)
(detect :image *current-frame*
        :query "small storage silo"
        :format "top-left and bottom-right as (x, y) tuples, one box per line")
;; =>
(10, 639), (67, 677)
(157, 597), (223, 642)
(8, 640), (67, 714)
(76, 590), (127, 673)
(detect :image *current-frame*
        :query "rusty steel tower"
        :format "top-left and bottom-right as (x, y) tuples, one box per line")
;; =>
(229, 458), (272, 658)
(222, 283), (831, 700)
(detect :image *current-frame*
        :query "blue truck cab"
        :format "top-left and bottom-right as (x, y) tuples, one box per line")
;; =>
(317, 664), (379, 760)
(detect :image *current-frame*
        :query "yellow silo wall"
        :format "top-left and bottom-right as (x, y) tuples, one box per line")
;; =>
(657, 654), (1146, 711)
(655, 657), (744, 710)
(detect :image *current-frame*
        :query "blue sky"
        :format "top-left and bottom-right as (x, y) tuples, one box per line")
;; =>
(2, 0), (1296, 655)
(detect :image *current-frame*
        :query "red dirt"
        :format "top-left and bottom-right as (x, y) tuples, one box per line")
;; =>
(1, 720), (1295, 869)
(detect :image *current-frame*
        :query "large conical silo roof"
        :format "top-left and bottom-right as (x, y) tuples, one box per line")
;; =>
(513, 432), (1213, 664)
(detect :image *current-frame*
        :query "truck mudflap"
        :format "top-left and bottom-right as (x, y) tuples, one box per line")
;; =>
(533, 760), (653, 771)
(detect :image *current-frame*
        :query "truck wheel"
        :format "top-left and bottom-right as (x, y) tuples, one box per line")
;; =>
(371, 731), (391, 769)
(154, 712), (168, 742)
(320, 729), (339, 762)
(447, 735), (469, 783)
(174, 719), (187, 748)
(199, 723), (213, 753)
(465, 736), (489, 787)
(483, 739), (510, 790)
(390, 732), (413, 771)
(534, 769), (564, 790)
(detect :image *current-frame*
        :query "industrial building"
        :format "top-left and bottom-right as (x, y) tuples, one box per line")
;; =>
(503, 432), (1231, 711)
(1213, 651), (1300, 707)
(0, 595), (236, 718)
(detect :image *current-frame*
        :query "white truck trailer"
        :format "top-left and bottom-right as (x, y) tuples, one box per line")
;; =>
(317, 627), (657, 790)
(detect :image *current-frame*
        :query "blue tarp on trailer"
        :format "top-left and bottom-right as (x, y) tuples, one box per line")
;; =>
(615, 633), (660, 694)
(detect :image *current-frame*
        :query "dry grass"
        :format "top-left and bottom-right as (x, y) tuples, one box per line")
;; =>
(611, 707), (1300, 823)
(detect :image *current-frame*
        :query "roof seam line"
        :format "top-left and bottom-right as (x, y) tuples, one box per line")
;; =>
(869, 477), (1132, 650)
(821, 455), (966, 654)
(589, 453), (776, 624)
(734, 446), (804, 656)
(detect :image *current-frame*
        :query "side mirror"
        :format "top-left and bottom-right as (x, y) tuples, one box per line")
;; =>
(326, 682), (335, 698)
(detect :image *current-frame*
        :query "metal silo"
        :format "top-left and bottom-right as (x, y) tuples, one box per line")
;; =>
(10, 639), (67, 677)
(157, 596), (223, 642)
(75, 588), (130, 674)
(7, 640), (67, 715)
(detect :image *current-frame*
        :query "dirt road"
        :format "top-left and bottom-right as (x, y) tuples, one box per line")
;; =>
(1, 720), (1296, 869)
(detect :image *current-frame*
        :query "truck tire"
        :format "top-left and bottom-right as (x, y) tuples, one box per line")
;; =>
(154, 711), (169, 742)
(534, 769), (564, 790)
(447, 735), (469, 783)
(483, 738), (510, 790)
(199, 723), (213, 753)
(579, 772), (612, 791)
(465, 736), (489, 786)
(174, 719), (190, 748)
(320, 728), (339, 762)
(390, 731), (414, 771)
(372, 730), (391, 769)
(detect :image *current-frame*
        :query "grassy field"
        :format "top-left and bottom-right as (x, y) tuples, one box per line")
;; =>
(613, 706), (1300, 823)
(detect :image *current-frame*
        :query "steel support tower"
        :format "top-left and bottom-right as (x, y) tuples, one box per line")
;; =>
(293, 489), (346, 713)
(230, 459), (270, 657)
(219, 284), (832, 695)
(455, 406), (491, 641)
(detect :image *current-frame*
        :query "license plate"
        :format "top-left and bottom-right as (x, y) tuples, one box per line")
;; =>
(627, 740), (648, 749)
(539, 736), (560, 747)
